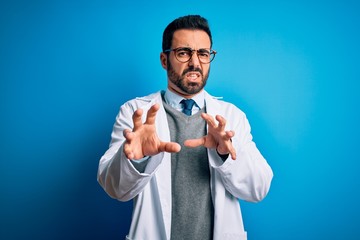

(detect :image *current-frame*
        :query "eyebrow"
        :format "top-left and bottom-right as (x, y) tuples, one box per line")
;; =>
(175, 47), (211, 50)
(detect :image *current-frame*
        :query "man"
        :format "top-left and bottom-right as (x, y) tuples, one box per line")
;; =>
(97, 15), (273, 240)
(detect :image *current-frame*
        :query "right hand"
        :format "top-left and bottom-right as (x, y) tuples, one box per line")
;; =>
(123, 103), (181, 160)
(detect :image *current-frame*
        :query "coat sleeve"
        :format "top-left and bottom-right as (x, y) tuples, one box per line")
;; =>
(97, 101), (164, 202)
(209, 104), (273, 202)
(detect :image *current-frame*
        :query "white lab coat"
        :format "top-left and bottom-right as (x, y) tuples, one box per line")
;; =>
(97, 90), (273, 240)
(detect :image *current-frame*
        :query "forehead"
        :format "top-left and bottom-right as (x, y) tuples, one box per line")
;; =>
(172, 29), (211, 48)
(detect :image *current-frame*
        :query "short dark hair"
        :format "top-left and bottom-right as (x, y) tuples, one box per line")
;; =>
(162, 15), (213, 52)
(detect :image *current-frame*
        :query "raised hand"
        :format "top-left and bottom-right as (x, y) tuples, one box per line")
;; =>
(123, 104), (181, 160)
(184, 113), (237, 160)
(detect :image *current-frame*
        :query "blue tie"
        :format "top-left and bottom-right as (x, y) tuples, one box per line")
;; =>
(181, 99), (195, 116)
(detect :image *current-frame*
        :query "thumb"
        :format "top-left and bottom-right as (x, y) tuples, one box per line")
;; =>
(184, 137), (205, 148)
(159, 141), (181, 153)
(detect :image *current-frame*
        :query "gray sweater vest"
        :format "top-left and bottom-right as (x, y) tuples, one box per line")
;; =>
(163, 101), (214, 240)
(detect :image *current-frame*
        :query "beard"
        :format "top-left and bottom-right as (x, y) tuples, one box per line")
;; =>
(167, 60), (210, 95)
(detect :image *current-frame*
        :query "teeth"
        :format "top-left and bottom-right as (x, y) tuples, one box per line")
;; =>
(185, 72), (200, 81)
(189, 74), (197, 80)
(187, 73), (199, 79)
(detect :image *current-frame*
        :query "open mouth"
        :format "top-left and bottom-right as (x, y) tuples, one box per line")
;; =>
(186, 72), (201, 81)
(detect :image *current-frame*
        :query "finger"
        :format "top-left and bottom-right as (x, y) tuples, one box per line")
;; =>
(159, 142), (181, 153)
(123, 129), (134, 141)
(133, 109), (144, 130)
(145, 104), (160, 125)
(201, 113), (217, 128)
(225, 130), (235, 140)
(229, 147), (237, 160)
(123, 143), (134, 159)
(215, 115), (226, 131)
(224, 137), (236, 160)
(184, 137), (206, 148)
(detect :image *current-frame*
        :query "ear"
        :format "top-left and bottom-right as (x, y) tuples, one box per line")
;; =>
(160, 52), (168, 70)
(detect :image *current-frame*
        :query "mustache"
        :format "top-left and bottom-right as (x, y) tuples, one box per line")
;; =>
(182, 67), (203, 77)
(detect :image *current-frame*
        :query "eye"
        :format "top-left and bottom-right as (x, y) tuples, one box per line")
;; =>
(198, 49), (210, 58)
(176, 48), (192, 57)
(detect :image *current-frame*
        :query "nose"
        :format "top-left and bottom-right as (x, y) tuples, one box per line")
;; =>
(188, 51), (201, 67)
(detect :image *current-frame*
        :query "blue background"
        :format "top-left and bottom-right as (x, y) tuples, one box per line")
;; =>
(1, 0), (359, 239)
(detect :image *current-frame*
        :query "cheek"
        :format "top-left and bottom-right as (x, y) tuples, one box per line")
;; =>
(170, 62), (185, 74)
(202, 66), (210, 75)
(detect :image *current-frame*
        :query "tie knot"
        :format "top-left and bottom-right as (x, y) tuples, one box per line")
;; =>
(181, 99), (195, 116)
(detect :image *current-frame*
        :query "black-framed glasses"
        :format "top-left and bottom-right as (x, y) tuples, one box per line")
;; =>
(164, 47), (217, 64)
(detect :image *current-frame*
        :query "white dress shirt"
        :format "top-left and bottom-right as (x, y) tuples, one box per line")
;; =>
(163, 89), (205, 114)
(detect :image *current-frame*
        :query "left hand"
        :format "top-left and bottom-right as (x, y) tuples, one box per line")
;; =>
(184, 113), (237, 160)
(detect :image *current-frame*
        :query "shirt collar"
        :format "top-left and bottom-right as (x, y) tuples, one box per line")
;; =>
(164, 89), (205, 110)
